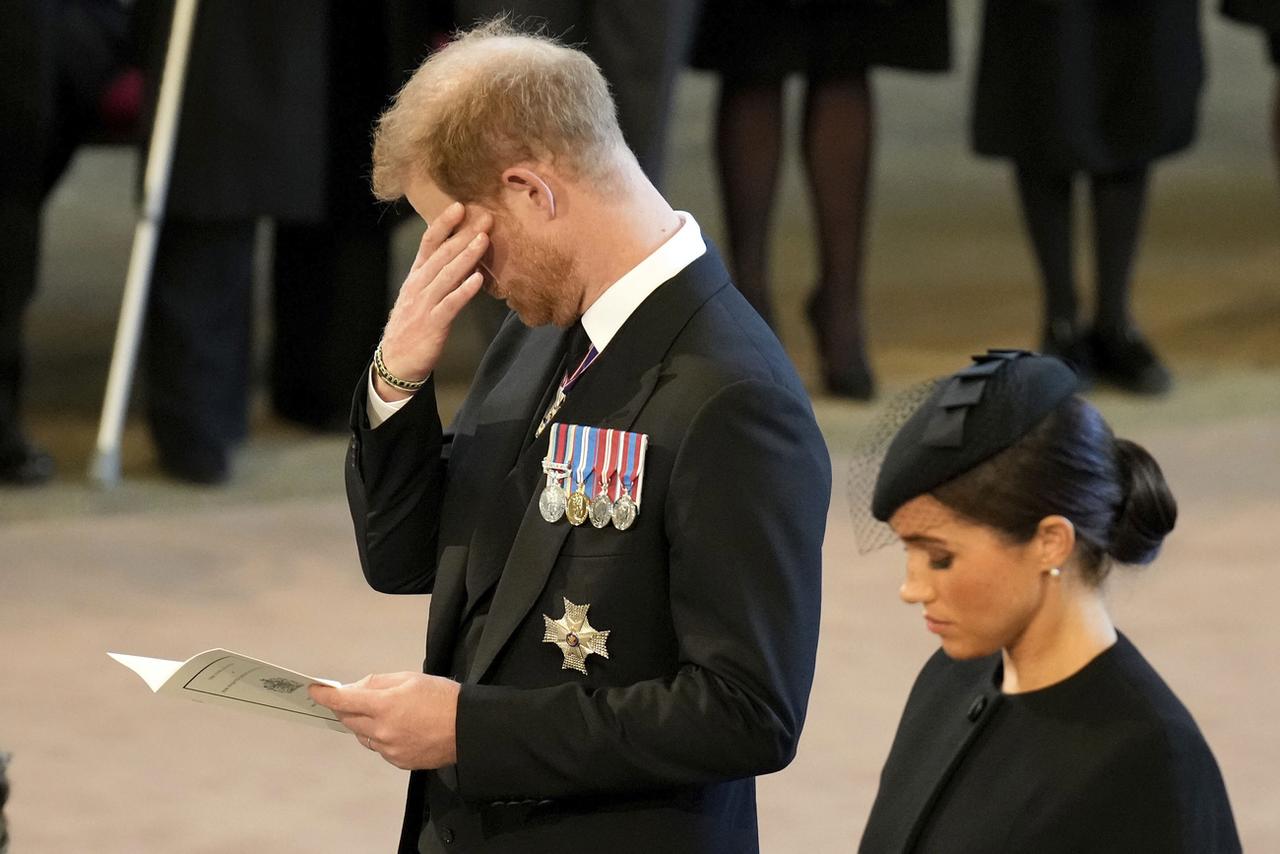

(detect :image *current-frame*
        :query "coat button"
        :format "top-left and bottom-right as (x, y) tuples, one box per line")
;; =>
(967, 696), (987, 721)
(441, 826), (455, 844)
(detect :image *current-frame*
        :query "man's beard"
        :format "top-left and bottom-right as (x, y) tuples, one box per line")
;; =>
(487, 217), (583, 328)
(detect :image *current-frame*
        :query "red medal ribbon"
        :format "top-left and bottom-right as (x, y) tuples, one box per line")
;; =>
(595, 428), (617, 497)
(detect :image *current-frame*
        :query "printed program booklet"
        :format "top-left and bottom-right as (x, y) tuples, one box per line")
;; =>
(109, 649), (346, 733)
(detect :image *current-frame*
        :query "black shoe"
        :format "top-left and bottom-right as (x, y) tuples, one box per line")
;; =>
(807, 291), (876, 401)
(157, 444), (230, 485)
(0, 441), (55, 486)
(1089, 326), (1173, 395)
(1040, 319), (1094, 388)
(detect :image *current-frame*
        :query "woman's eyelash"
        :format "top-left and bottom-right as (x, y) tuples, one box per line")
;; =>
(929, 555), (953, 570)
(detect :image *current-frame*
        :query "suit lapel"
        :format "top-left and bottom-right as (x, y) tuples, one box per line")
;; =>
(456, 325), (577, 615)
(465, 246), (732, 684)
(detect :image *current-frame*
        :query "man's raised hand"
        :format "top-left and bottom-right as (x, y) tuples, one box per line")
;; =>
(375, 202), (492, 400)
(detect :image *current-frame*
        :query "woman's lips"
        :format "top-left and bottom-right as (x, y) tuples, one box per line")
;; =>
(924, 614), (950, 634)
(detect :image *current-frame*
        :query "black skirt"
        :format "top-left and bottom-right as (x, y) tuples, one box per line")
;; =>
(692, 0), (952, 83)
(972, 0), (1204, 173)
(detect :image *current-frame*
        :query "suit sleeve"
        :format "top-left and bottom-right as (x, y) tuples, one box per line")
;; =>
(453, 378), (831, 801)
(345, 374), (451, 594)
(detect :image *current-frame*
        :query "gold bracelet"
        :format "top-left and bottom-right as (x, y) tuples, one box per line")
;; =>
(373, 346), (427, 392)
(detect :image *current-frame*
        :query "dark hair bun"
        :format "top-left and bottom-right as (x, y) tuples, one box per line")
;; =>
(1109, 438), (1177, 565)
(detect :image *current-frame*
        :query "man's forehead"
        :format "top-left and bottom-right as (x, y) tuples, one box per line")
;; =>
(405, 175), (457, 222)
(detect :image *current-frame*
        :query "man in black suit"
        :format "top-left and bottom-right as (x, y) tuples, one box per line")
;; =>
(309, 21), (829, 853)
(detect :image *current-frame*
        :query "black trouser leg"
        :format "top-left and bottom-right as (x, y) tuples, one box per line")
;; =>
(272, 219), (392, 428)
(0, 196), (42, 454)
(144, 217), (254, 481)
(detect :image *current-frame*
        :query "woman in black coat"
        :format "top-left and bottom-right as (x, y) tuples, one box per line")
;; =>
(972, 1), (1203, 394)
(855, 350), (1240, 853)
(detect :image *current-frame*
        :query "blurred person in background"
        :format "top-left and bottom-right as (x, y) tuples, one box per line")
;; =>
(0, 0), (134, 485)
(856, 350), (1240, 852)
(692, 0), (952, 400)
(1222, 0), (1280, 180)
(453, 0), (704, 189)
(135, 0), (429, 483)
(972, 0), (1203, 395)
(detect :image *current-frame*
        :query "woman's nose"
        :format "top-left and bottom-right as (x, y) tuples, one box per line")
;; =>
(899, 558), (934, 606)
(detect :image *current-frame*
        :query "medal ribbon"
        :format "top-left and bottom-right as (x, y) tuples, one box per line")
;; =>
(632, 433), (649, 507)
(561, 344), (599, 395)
(536, 341), (599, 438)
(560, 424), (574, 491)
(573, 425), (596, 495)
(555, 423), (570, 466)
(613, 430), (632, 501)
(543, 423), (565, 467)
(593, 428), (614, 497)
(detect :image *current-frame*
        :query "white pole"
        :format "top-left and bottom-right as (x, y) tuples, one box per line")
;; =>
(89, 0), (200, 487)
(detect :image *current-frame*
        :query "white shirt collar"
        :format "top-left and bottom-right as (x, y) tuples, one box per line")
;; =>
(580, 212), (706, 353)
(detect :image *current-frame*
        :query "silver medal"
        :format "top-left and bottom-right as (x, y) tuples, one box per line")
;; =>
(589, 493), (614, 529)
(539, 481), (567, 522)
(539, 459), (570, 523)
(612, 494), (637, 531)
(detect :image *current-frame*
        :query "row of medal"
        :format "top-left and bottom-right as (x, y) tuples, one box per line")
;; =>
(539, 423), (648, 530)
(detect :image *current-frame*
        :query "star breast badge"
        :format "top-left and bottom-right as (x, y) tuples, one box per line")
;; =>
(542, 598), (611, 675)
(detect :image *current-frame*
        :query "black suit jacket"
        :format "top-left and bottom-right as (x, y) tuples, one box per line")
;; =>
(859, 633), (1240, 853)
(346, 246), (830, 852)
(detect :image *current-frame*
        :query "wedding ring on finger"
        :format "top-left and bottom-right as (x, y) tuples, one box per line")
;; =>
(365, 735), (375, 751)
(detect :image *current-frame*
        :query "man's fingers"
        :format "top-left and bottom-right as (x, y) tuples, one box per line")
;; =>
(409, 226), (489, 306)
(363, 671), (421, 690)
(421, 232), (489, 307)
(433, 272), (484, 325)
(411, 202), (466, 271)
(308, 682), (379, 715)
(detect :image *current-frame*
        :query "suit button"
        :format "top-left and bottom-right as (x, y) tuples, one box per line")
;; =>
(967, 696), (987, 721)
(441, 827), (455, 844)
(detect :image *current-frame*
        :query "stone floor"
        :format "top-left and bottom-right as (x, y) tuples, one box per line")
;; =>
(2, 6), (1278, 851)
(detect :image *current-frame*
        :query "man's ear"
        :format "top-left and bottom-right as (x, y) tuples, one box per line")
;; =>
(500, 166), (557, 219)
(1034, 515), (1077, 571)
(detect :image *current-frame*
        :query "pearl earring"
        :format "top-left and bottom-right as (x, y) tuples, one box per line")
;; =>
(1048, 567), (1061, 578)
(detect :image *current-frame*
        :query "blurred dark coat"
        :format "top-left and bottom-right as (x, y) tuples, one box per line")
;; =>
(972, 0), (1204, 173)
(1, 2), (56, 203)
(136, 0), (429, 221)
(136, 0), (432, 460)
